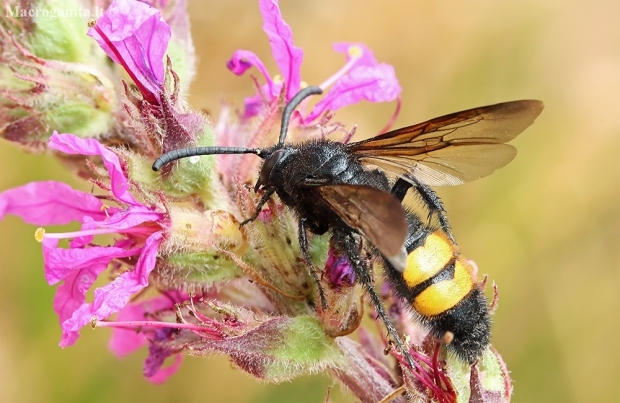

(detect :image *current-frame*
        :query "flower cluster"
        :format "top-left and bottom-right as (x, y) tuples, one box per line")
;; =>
(0, 0), (511, 401)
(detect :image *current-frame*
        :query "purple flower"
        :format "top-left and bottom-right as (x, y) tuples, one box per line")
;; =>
(144, 329), (184, 383)
(0, 132), (166, 347)
(227, 0), (401, 122)
(304, 43), (401, 122)
(108, 294), (185, 384)
(226, 0), (303, 112)
(88, 0), (171, 105)
(325, 247), (355, 287)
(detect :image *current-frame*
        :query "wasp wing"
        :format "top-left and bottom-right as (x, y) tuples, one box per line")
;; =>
(317, 184), (408, 271)
(348, 100), (544, 186)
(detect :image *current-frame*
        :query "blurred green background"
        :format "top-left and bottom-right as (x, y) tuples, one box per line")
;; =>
(1, 0), (618, 402)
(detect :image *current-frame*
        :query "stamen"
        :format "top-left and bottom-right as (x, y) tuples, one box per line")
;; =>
(390, 346), (455, 403)
(378, 95), (402, 134)
(94, 319), (223, 339)
(318, 45), (363, 91)
(378, 385), (406, 403)
(34, 226), (153, 242)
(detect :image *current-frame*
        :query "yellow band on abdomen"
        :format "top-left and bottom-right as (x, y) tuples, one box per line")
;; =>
(402, 232), (452, 288)
(412, 259), (474, 317)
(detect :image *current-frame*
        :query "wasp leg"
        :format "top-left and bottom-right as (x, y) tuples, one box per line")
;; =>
(240, 188), (276, 227)
(334, 230), (417, 371)
(390, 177), (413, 202)
(391, 177), (454, 243)
(298, 218), (329, 310)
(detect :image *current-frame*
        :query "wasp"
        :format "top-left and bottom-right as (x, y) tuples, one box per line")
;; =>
(153, 86), (543, 364)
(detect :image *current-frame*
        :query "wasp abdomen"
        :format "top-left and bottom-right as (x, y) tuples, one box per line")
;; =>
(385, 228), (491, 364)
(402, 232), (476, 316)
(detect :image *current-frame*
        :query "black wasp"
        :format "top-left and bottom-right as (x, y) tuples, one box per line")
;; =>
(153, 86), (543, 365)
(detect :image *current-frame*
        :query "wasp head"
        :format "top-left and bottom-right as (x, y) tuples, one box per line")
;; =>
(255, 147), (295, 192)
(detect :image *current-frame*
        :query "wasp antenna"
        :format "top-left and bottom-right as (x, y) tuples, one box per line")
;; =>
(278, 86), (323, 145)
(152, 146), (261, 171)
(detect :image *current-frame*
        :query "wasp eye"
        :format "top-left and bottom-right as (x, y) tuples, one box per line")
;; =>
(259, 150), (285, 187)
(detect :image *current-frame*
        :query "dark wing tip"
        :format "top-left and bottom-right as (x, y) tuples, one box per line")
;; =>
(505, 99), (544, 119)
(529, 99), (545, 119)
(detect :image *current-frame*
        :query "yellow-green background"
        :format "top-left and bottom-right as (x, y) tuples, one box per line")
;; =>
(0, 0), (618, 402)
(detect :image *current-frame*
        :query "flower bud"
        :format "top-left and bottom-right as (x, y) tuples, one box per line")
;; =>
(153, 209), (248, 291)
(0, 1), (119, 149)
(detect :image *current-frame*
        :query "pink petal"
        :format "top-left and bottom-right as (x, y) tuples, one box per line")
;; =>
(92, 205), (164, 231)
(53, 261), (109, 325)
(88, 0), (170, 104)
(48, 237), (139, 346)
(69, 206), (163, 248)
(241, 81), (283, 119)
(144, 329), (177, 377)
(49, 132), (140, 206)
(0, 181), (106, 225)
(332, 42), (379, 67)
(306, 64), (401, 122)
(146, 353), (183, 384)
(109, 295), (176, 356)
(59, 231), (163, 348)
(43, 238), (142, 285)
(259, 0), (303, 99)
(227, 50), (273, 89)
(68, 216), (98, 249)
(242, 92), (266, 119)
